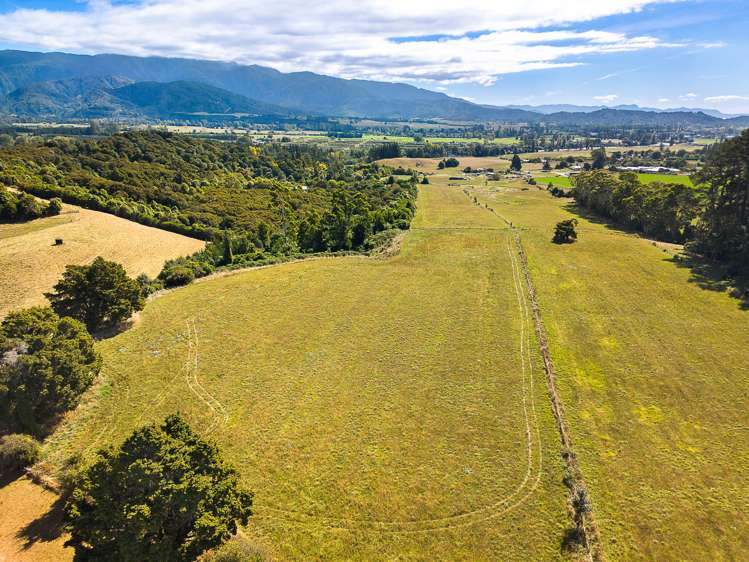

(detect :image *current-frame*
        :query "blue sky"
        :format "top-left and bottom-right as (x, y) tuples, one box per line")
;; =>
(0, 0), (747, 113)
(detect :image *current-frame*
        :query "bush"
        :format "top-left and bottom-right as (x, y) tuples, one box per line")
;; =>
(0, 434), (41, 472)
(207, 537), (270, 562)
(160, 265), (196, 287)
(553, 219), (578, 244)
(47, 197), (63, 216)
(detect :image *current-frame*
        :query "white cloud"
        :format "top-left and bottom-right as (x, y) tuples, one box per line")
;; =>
(658, 97), (670, 102)
(594, 94), (619, 103)
(0, 0), (684, 85)
(704, 95), (749, 103)
(680, 92), (698, 99)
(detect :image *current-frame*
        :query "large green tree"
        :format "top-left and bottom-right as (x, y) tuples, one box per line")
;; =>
(0, 307), (101, 434)
(46, 257), (145, 332)
(510, 154), (522, 171)
(694, 129), (749, 271)
(64, 414), (253, 562)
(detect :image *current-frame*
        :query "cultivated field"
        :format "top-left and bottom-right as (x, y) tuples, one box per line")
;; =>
(0, 202), (204, 317)
(27, 175), (574, 560)
(462, 172), (749, 560)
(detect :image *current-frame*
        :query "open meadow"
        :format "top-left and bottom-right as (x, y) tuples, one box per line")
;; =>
(0, 201), (204, 317)
(27, 176), (574, 560)
(458, 168), (749, 560)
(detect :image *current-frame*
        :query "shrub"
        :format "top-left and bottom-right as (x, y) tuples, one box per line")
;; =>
(207, 537), (270, 562)
(553, 219), (579, 244)
(161, 265), (196, 287)
(0, 434), (41, 472)
(47, 197), (63, 216)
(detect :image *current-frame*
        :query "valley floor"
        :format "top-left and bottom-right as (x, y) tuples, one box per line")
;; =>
(4, 159), (748, 560)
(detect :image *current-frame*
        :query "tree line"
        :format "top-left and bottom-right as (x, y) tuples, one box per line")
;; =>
(572, 129), (749, 273)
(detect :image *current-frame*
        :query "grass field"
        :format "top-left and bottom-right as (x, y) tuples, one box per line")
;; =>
(30, 174), (573, 560)
(534, 174), (694, 189)
(10, 156), (748, 560)
(0, 202), (205, 318)
(460, 172), (749, 560)
(636, 173), (695, 186)
(536, 176), (573, 188)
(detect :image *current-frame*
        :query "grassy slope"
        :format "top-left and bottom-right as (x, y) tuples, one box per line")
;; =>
(468, 177), (749, 560)
(41, 176), (570, 560)
(0, 202), (204, 318)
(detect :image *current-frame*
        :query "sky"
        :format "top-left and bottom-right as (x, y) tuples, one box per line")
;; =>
(0, 0), (747, 113)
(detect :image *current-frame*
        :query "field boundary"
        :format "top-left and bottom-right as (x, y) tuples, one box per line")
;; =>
(465, 186), (604, 561)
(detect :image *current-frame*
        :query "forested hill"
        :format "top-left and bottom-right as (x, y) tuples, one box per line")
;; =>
(0, 131), (416, 252)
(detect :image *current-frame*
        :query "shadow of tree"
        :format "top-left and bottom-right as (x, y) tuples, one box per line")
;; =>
(563, 201), (749, 310)
(669, 252), (749, 310)
(15, 492), (67, 550)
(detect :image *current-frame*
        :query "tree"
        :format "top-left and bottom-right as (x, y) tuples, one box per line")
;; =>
(694, 129), (749, 272)
(0, 307), (101, 434)
(47, 198), (63, 216)
(46, 257), (145, 332)
(222, 230), (234, 265)
(591, 147), (607, 170)
(510, 154), (522, 172)
(553, 219), (578, 243)
(542, 159), (551, 171)
(64, 414), (253, 562)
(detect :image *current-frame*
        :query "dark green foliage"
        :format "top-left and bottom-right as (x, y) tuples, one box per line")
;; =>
(46, 257), (145, 332)
(0, 307), (101, 434)
(553, 219), (578, 244)
(222, 230), (234, 266)
(421, 176), (429, 184)
(0, 433), (42, 473)
(0, 184), (56, 222)
(591, 147), (607, 169)
(47, 197), (63, 216)
(135, 273), (163, 297)
(511, 154), (522, 171)
(574, 171), (700, 243)
(0, 131), (415, 254)
(64, 414), (253, 562)
(693, 129), (749, 272)
(368, 142), (401, 161)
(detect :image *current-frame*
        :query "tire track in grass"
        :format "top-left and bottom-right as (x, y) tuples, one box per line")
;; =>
(183, 318), (229, 434)
(466, 186), (604, 561)
(257, 229), (544, 533)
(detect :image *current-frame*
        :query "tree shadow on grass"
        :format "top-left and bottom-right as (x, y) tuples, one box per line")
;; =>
(668, 252), (749, 311)
(15, 492), (67, 550)
(563, 201), (749, 311)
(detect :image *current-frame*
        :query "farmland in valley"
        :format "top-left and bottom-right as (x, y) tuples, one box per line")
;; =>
(462, 170), (749, 560)
(34, 175), (572, 560)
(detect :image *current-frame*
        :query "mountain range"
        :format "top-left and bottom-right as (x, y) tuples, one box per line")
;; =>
(507, 103), (743, 119)
(0, 50), (747, 127)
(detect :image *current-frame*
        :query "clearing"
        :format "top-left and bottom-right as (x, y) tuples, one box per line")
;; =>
(0, 201), (204, 317)
(26, 172), (573, 560)
(462, 169), (749, 560)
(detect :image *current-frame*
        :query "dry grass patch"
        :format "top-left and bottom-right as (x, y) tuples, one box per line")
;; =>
(0, 202), (204, 317)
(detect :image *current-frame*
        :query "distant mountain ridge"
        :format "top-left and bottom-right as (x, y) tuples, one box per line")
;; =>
(508, 103), (744, 119)
(0, 49), (747, 126)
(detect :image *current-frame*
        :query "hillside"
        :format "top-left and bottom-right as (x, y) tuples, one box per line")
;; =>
(0, 198), (204, 317)
(1, 51), (745, 125)
(0, 50), (539, 121)
(0, 77), (292, 119)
